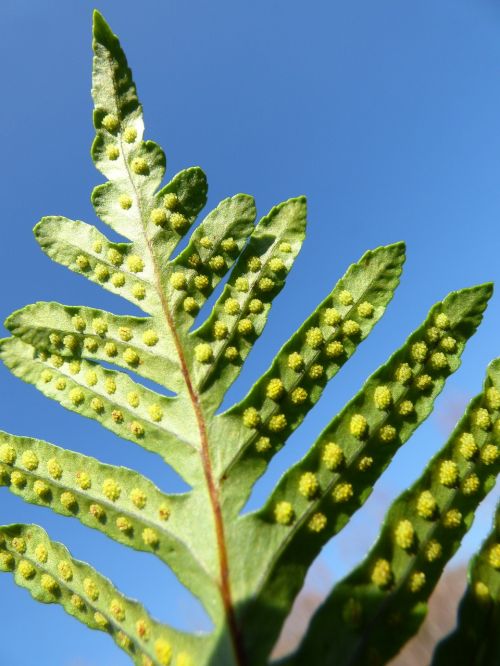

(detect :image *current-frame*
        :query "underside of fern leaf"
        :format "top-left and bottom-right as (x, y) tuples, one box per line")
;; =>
(431, 501), (500, 666)
(281, 360), (500, 666)
(0, 10), (498, 666)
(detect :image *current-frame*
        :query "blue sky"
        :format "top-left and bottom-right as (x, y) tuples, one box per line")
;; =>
(1, 1), (500, 664)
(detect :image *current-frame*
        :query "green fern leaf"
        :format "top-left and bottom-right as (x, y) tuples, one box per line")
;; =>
(232, 284), (492, 663)
(0, 10), (498, 666)
(215, 241), (405, 497)
(430, 501), (500, 665)
(0, 523), (207, 665)
(284, 358), (500, 666)
(0, 430), (218, 616)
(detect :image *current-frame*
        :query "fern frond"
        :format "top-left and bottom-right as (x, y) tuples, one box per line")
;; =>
(215, 241), (405, 499)
(190, 197), (307, 406)
(231, 283), (492, 663)
(431, 501), (500, 666)
(0, 430), (219, 616)
(0, 338), (196, 479)
(0, 523), (207, 666)
(34, 216), (158, 314)
(0, 9), (498, 666)
(170, 194), (258, 329)
(5, 301), (179, 387)
(285, 358), (500, 666)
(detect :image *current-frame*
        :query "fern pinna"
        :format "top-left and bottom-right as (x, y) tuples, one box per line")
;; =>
(0, 11), (499, 666)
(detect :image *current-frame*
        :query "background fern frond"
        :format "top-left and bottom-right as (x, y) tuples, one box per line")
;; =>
(430, 501), (500, 666)
(285, 358), (500, 666)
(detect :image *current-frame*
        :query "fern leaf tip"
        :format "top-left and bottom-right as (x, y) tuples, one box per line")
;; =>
(387, 239), (406, 254)
(92, 10), (113, 43)
(32, 216), (48, 236)
(469, 281), (494, 296)
(487, 356), (500, 378)
(291, 194), (307, 208)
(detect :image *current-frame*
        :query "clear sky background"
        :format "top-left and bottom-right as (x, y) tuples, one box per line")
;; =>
(1, 1), (500, 664)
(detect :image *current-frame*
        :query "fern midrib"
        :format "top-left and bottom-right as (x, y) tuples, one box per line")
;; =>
(108, 106), (246, 664)
(142, 224), (247, 666)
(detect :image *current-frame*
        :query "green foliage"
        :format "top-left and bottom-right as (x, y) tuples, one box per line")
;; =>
(280, 361), (500, 666)
(0, 523), (206, 664)
(0, 10), (498, 666)
(431, 501), (500, 666)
